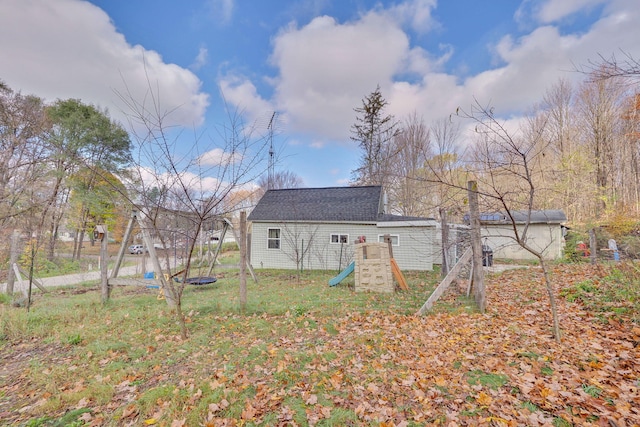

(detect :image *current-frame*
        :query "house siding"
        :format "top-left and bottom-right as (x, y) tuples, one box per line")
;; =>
(375, 225), (436, 270)
(250, 222), (435, 271)
(481, 223), (564, 260)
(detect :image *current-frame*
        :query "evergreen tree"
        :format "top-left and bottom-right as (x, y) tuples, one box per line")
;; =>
(350, 86), (399, 186)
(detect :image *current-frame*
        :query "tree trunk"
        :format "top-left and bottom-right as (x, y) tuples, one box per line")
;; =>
(76, 227), (86, 260)
(72, 229), (80, 260)
(47, 219), (57, 261)
(5, 229), (22, 295)
(540, 258), (561, 342)
(175, 302), (189, 340)
(74, 206), (91, 260)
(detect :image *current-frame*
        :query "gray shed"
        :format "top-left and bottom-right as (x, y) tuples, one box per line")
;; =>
(473, 210), (567, 260)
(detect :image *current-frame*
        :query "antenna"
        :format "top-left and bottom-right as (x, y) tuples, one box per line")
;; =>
(267, 112), (277, 190)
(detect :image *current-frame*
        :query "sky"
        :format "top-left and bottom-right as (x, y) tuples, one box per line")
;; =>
(1, 0), (639, 189)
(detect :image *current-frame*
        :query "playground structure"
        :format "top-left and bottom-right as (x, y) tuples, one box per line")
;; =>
(328, 236), (408, 292)
(106, 211), (256, 299)
(354, 242), (394, 293)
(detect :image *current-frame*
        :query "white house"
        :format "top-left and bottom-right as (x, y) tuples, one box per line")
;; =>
(247, 186), (438, 271)
(474, 210), (567, 260)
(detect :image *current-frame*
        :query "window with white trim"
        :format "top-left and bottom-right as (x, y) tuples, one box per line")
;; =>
(330, 234), (349, 244)
(378, 234), (399, 246)
(267, 228), (281, 249)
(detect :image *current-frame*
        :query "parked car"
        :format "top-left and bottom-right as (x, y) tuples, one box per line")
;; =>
(128, 244), (146, 254)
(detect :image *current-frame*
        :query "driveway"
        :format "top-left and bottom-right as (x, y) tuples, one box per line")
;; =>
(1, 261), (145, 295)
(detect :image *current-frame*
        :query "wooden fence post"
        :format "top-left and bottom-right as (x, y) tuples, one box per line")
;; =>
(589, 228), (597, 265)
(239, 211), (247, 311)
(467, 181), (486, 313)
(440, 208), (449, 278)
(99, 225), (109, 304)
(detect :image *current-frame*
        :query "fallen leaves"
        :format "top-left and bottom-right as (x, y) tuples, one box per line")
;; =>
(2, 264), (639, 425)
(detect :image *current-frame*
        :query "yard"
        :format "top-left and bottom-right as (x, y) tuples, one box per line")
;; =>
(0, 262), (639, 426)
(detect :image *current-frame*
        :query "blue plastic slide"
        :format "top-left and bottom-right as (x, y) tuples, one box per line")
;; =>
(328, 261), (355, 286)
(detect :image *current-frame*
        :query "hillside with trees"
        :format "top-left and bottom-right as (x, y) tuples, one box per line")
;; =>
(351, 76), (640, 227)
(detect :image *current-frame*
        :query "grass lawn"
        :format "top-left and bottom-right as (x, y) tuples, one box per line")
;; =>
(1, 263), (639, 426)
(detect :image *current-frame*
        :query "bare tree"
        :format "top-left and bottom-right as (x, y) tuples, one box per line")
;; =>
(582, 51), (640, 82)
(385, 114), (465, 218)
(426, 118), (466, 217)
(575, 77), (626, 216)
(115, 85), (270, 339)
(537, 79), (592, 222)
(386, 112), (430, 216)
(255, 170), (304, 200)
(542, 79), (576, 157)
(461, 100), (562, 342)
(279, 222), (318, 279)
(257, 170), (303, 190)
(621, 93), (640, 212)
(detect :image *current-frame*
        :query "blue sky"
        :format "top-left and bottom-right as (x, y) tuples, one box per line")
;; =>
(1, 0), (638, 188)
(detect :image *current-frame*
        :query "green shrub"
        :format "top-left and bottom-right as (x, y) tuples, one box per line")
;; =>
(619, 234), (640, 259)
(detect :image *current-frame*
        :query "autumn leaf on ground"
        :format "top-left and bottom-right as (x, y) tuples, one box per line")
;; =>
(477, 391), (492, 406)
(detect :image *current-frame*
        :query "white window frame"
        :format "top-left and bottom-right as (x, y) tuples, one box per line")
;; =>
(267, 228), (281, 250)
(330, 233), (349, 244)
(378, 234), (400, 246)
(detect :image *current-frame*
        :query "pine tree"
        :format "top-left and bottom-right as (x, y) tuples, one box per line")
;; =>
(350, 86), (399, 186)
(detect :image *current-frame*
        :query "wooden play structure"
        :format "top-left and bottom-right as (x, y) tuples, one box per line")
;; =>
(104, 210), (256, 303)
(328, 235), (408, 292)
(354, 242), (394, 293)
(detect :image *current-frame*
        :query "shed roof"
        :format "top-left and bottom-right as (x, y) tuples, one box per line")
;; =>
(469, 209), (567, 224)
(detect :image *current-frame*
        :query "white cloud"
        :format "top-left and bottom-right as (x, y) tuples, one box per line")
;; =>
(206, 0), (235, 25)
(199, 148), (243, 166)
(518, 0), (608, 24)
(267, 12), (410, 140)
(218, 74), (274, 126)
(219, 0), (640, 148)
(388, 0), (439, 33)
(310, 140), (326, 149)
(134, 166), (222, 196)
(0, 0), (209, 128)
(191, 46), (209, 71)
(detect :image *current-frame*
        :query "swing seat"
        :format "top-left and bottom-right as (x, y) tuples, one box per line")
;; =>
(174, 276), (217, 285)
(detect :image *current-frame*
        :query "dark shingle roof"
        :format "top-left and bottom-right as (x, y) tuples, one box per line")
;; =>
(509, 210), (567, 223)
(247, 186), (383, 222)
